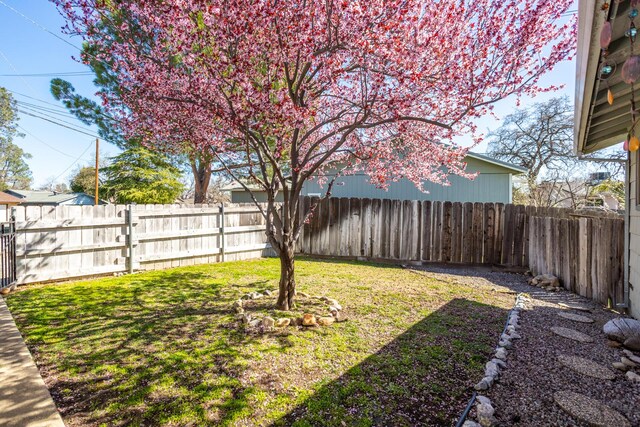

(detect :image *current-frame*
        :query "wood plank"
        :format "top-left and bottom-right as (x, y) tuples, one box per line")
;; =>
(441, 201), (452, 262)
(432, 201), (442, 262)
(461, 202), (474, 263)
(472, 202), (483, 264)
(483, 203), (495, 265)
(421, 201), (432, 261)
(451, 202), (462, 263)
(361, 198), (372, 258)
(349, 198), (361, 257)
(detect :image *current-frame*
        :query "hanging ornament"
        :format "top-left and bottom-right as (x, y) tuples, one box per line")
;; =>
(608, 88), (615, 105)
(627, 22), (638, 42)
(622, 56), (640, 83)
(631, 8), (639, 19)
(601, 21), (613, 49)
(624, 138), (630, 151)
(630, 135), (640, 151)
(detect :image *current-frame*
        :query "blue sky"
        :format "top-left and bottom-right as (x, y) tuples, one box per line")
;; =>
(0, 0), (576, 188)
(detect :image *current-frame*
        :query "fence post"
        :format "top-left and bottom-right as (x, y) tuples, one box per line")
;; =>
(220, 204), (225, 262)
(127, 204), (136, 273)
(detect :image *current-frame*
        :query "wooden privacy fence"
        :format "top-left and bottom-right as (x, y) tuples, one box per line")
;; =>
(13, 203), (271, 284)
(528, 216), (625, 306)
(298, 197), (572, 266)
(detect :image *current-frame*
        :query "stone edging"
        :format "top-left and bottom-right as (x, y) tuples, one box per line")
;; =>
(458, 293), (528, 427)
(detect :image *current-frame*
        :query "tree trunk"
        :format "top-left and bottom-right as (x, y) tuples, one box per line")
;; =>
(191, 158), (212, 204)
(276, 245), (296, 310)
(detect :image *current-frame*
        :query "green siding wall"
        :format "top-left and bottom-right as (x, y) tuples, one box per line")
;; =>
(302, 173), (512, 203)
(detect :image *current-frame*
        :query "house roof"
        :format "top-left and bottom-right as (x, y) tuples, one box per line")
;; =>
(575, 0), (634, 154)
(0, 192), (22, 205)
(465, 152), (527, 174)
(5, 189), (94, 205)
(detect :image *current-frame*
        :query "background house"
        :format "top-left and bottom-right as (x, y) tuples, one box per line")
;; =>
(227, 152), (526, 204)
(576, 0), (638, 318)
(0, 192), (21, 221)
(3, 190), (98, 207)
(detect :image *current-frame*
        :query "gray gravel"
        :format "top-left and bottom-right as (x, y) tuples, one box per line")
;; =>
(408, 265), (640, 427)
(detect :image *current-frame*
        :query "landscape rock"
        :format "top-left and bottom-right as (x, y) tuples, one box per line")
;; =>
(485, 361), (501, 379)
(242, 313), (252, 324)
(508, 331), (522, 340)
(491, 358), (506, 369)
(262, 289), (273, 296)
(275, 318), (291, 328)
(620, 357), (638, 368)
(498, 339), (512, 349)
(292, 317), (303, 327)
(249, 318), (262, 327)
(602, 318), (640, 343)
(302, 313), (317, 327)
(531, 273), (560, 289)
(474, 377), (493, 391)
(622, 349), (640, 364)
(626, 371), (640, 382)
(462, 421), (481, 427)
(495, 347), (507, 360)
(612, 362), (629, 371)
(262, 316), (275, 329)
(558, 302), (591, 312)
(624, 335), (640, 351)
(297, 292), (310, 298)
(476, 396), (497, 427)
(329, 305), (341, 313)
(317, 316), (335, 326)
(234, 306), (244, 314)
(326, 299), (342, 310)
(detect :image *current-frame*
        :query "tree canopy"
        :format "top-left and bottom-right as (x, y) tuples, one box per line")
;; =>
(55, 0), (575, 309)
(0, 87), (32, 190)
(102, 146), (184, 204)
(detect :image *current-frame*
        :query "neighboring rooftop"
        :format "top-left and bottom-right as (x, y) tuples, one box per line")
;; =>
(0, 192), (22, 205)
(4, 190), (97, 206)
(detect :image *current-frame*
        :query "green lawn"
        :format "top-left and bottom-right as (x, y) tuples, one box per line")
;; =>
(5, 258), (513, 427)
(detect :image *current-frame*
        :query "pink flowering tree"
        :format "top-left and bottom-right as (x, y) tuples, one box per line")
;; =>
(55, 0), (574, 310)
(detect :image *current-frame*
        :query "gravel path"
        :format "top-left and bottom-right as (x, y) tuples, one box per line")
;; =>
(408, 265), (640, 427)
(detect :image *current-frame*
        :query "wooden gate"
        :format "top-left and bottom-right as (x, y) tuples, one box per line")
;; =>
(0, 218), (17, 290)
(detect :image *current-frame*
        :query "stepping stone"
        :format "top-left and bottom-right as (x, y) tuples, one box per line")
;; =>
(557, 355), (616, 380)
(554, 391), (630, 427)
(550, 326), (594, 343)
(558, 302), (591, 312)
(557, 311), (594, 324)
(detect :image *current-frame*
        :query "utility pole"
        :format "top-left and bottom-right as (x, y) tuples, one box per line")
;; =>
(94, 138), (99, 205)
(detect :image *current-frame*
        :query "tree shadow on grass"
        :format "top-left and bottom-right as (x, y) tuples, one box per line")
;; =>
(270, 298), (508, 427)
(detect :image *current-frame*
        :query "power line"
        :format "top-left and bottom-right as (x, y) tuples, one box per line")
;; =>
(19, 105), (95, 130)
(0, 48), (38, 96)
(6, 88), (69, 109)
(0, 71), (93, 77)
(50, 140), (95, 183)
(18, 109), (101, 139)
(0, 0), (84, 53)
(17, 125), (77, 159)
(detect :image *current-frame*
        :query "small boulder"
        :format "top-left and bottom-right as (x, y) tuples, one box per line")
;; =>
(292, 317), (303, 327)
(612, 362), (629, 371)
(624, 335), (640, 351)
(234, 306), (244, 314)
(297, 292), (310, 298)
(262, 317), (275, 329)
(622, 349), (640, 365)
(476, 396), (497, 427)
(242, 313), (252, 324)
(249, 318), (262, 327)
(326, 299), (342, 310)
(233, 299), (244, 308)
(462, 421), (482, 427)
(626, 371), (640, 382)
(474, 377), (493, 391)
(603, 318), (640, 343)
(621, 357), (638, 368)
(275, 318), (291, 328)
(262, 289), (273, 296)
(607, 339), (623, 348)
(495, 347), (507, 361)
(302, 313), (317, 327)
(317, 316), (335, 326)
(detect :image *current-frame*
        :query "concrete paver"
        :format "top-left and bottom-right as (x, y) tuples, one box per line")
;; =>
(0, 296), (65, 427)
